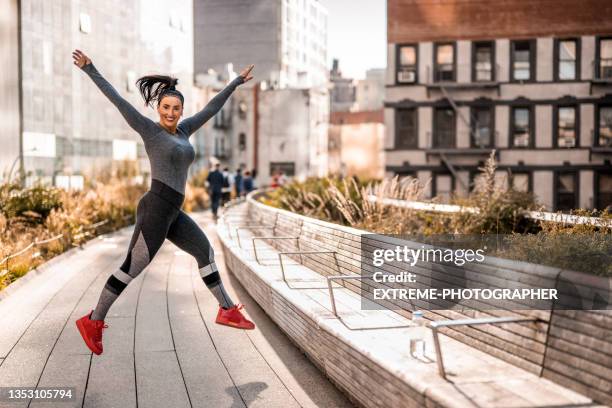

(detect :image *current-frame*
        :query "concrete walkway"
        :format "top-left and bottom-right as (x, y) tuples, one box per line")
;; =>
(0, 212), (353, 408)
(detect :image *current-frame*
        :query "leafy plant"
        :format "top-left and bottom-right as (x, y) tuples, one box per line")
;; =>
(1, 184), (63, 223)
(258, 152), (612, 276)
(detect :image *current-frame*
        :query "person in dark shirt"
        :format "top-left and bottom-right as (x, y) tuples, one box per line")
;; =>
(242, 171), (254, 194)
(234, 168), (243, 197)
(207, 163), (225, 220)
(221, 167), (231, 205)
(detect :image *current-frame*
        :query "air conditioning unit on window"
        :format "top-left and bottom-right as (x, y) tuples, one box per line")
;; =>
(398, 70), (415, 83)
(560, 138), (576, 147)
(514, 137), (529, 147)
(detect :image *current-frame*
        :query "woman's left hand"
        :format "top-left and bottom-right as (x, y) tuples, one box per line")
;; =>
(239, 64), (254, 82)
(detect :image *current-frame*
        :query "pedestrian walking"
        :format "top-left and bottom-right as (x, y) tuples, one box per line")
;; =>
(72, 49), (256, 356)
(242, 171), (254, 195)
(207, 163), (224, 220)
(234, 168), (243, 197)
(221, 167), (232, 204)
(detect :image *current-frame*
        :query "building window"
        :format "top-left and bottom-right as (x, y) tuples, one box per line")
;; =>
(555, 172), (578, 211)
(397, 44), (417, 84)
(239, 133), (246, 151)
(555, 39), (579, 81)
(126, 71), (136, 93)
(79, 13), (91, 34)
(597, 105), (612, 147)
(433, 173), (454, 201)
(434, 43), (455, 82)
(555, 106), (578, 147)
(395, 108), (418, 149)
(511, 40), (535, 81)
(238, 101), (248, 119)
(473, 41), (494, 82)
(595, 172), (612, 210)
(596, 37), (612, 80)
(213, 109), (229, 129)
(270, 162), (295, 177)
(433, 107), (456, 148)
(510, 172), (531, 192)
(510, 107), (532, 148)
(471, 106), (493, 148)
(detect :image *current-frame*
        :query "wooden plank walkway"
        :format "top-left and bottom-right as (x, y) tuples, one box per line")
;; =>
(0, 212), (353, 408)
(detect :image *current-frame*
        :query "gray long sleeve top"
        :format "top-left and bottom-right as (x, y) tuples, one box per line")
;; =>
(81, 63), (244, 195)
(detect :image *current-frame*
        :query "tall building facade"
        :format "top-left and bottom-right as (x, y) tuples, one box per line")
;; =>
(1, 0), (195, 186)
(194, 0), (330, 184)
(330, 59), (356, 113)
(206, 85), (329, 185)
(354, 68), (386, 112)
(385, 0), (612, 211)
(194, 0), (328, 89)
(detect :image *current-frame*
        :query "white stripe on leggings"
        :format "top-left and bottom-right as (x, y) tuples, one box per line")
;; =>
(113, 268), (134, 285)
(199, 262), (218, 278)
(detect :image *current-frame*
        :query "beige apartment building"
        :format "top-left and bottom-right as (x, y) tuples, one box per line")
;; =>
(384, 0), (612, 211)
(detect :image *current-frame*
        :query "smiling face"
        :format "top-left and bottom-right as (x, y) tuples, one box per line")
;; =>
(157, 95), (183, 131)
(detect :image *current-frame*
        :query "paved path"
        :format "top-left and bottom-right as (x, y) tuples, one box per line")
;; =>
(0, 212), (353, 408)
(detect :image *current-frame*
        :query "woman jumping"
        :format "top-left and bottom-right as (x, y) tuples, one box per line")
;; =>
(72, 49), (255, 356)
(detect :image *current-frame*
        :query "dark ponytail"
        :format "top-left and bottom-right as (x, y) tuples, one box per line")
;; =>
(136, 75), (184, 107)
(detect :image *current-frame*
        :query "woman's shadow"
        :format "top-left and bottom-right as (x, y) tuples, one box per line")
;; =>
(226, 381), (268, 408)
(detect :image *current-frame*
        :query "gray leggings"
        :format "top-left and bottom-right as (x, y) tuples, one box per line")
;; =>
(105, 179), (222, 296)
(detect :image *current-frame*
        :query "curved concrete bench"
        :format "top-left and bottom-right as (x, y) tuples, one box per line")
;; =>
(217, 198), (609, 408)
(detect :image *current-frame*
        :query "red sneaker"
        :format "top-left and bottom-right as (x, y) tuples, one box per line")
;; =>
(76, 310), (108, 355)
(215, 304), (255, 330)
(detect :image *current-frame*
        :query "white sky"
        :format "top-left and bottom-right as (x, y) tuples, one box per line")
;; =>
(319, 0), (387, 79)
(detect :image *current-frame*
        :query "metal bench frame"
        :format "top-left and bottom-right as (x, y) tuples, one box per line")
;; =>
(430, 316), (540, 379)
(326, 275), (371, 317)
(236, 226), (278, 248)
(278, 251), (339, 287)
(252, 237), (300, 264)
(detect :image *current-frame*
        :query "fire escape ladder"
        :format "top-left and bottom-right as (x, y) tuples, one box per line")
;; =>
(436, 85), (469, 191)
(439, 85), (475, 135)
(439, 152), (467, 191)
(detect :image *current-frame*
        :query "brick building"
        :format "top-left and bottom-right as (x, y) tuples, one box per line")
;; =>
(385, 0), (612, 211)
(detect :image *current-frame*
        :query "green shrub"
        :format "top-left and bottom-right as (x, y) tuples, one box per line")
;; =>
(260, 153), (540, 235)
(257, 152), (611, 276)
(262, 176), (377, 225)
(1, 184), (63, 222)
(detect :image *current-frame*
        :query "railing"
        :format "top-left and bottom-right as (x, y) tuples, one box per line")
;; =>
(326, 274), (369, 318)
(325, 274), (415, 330)
(0, 214), (134, 280)
(593, 58), (612, 81)
(279, 251), (339, 287)
(426, 63), (501, 84)
(252, 236), (300, 264)
(425, 130), (498, 150)
(366, 195), (612, 228)
(430, 316), (540, 379)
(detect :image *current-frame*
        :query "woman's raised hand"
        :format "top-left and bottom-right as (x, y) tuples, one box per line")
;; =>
(72, 49), (92, 68)
(239, 64), (254, 82)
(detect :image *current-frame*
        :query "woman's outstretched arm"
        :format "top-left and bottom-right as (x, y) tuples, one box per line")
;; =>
(73, 49), (156, 138)
(179, 64), (254, 136)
